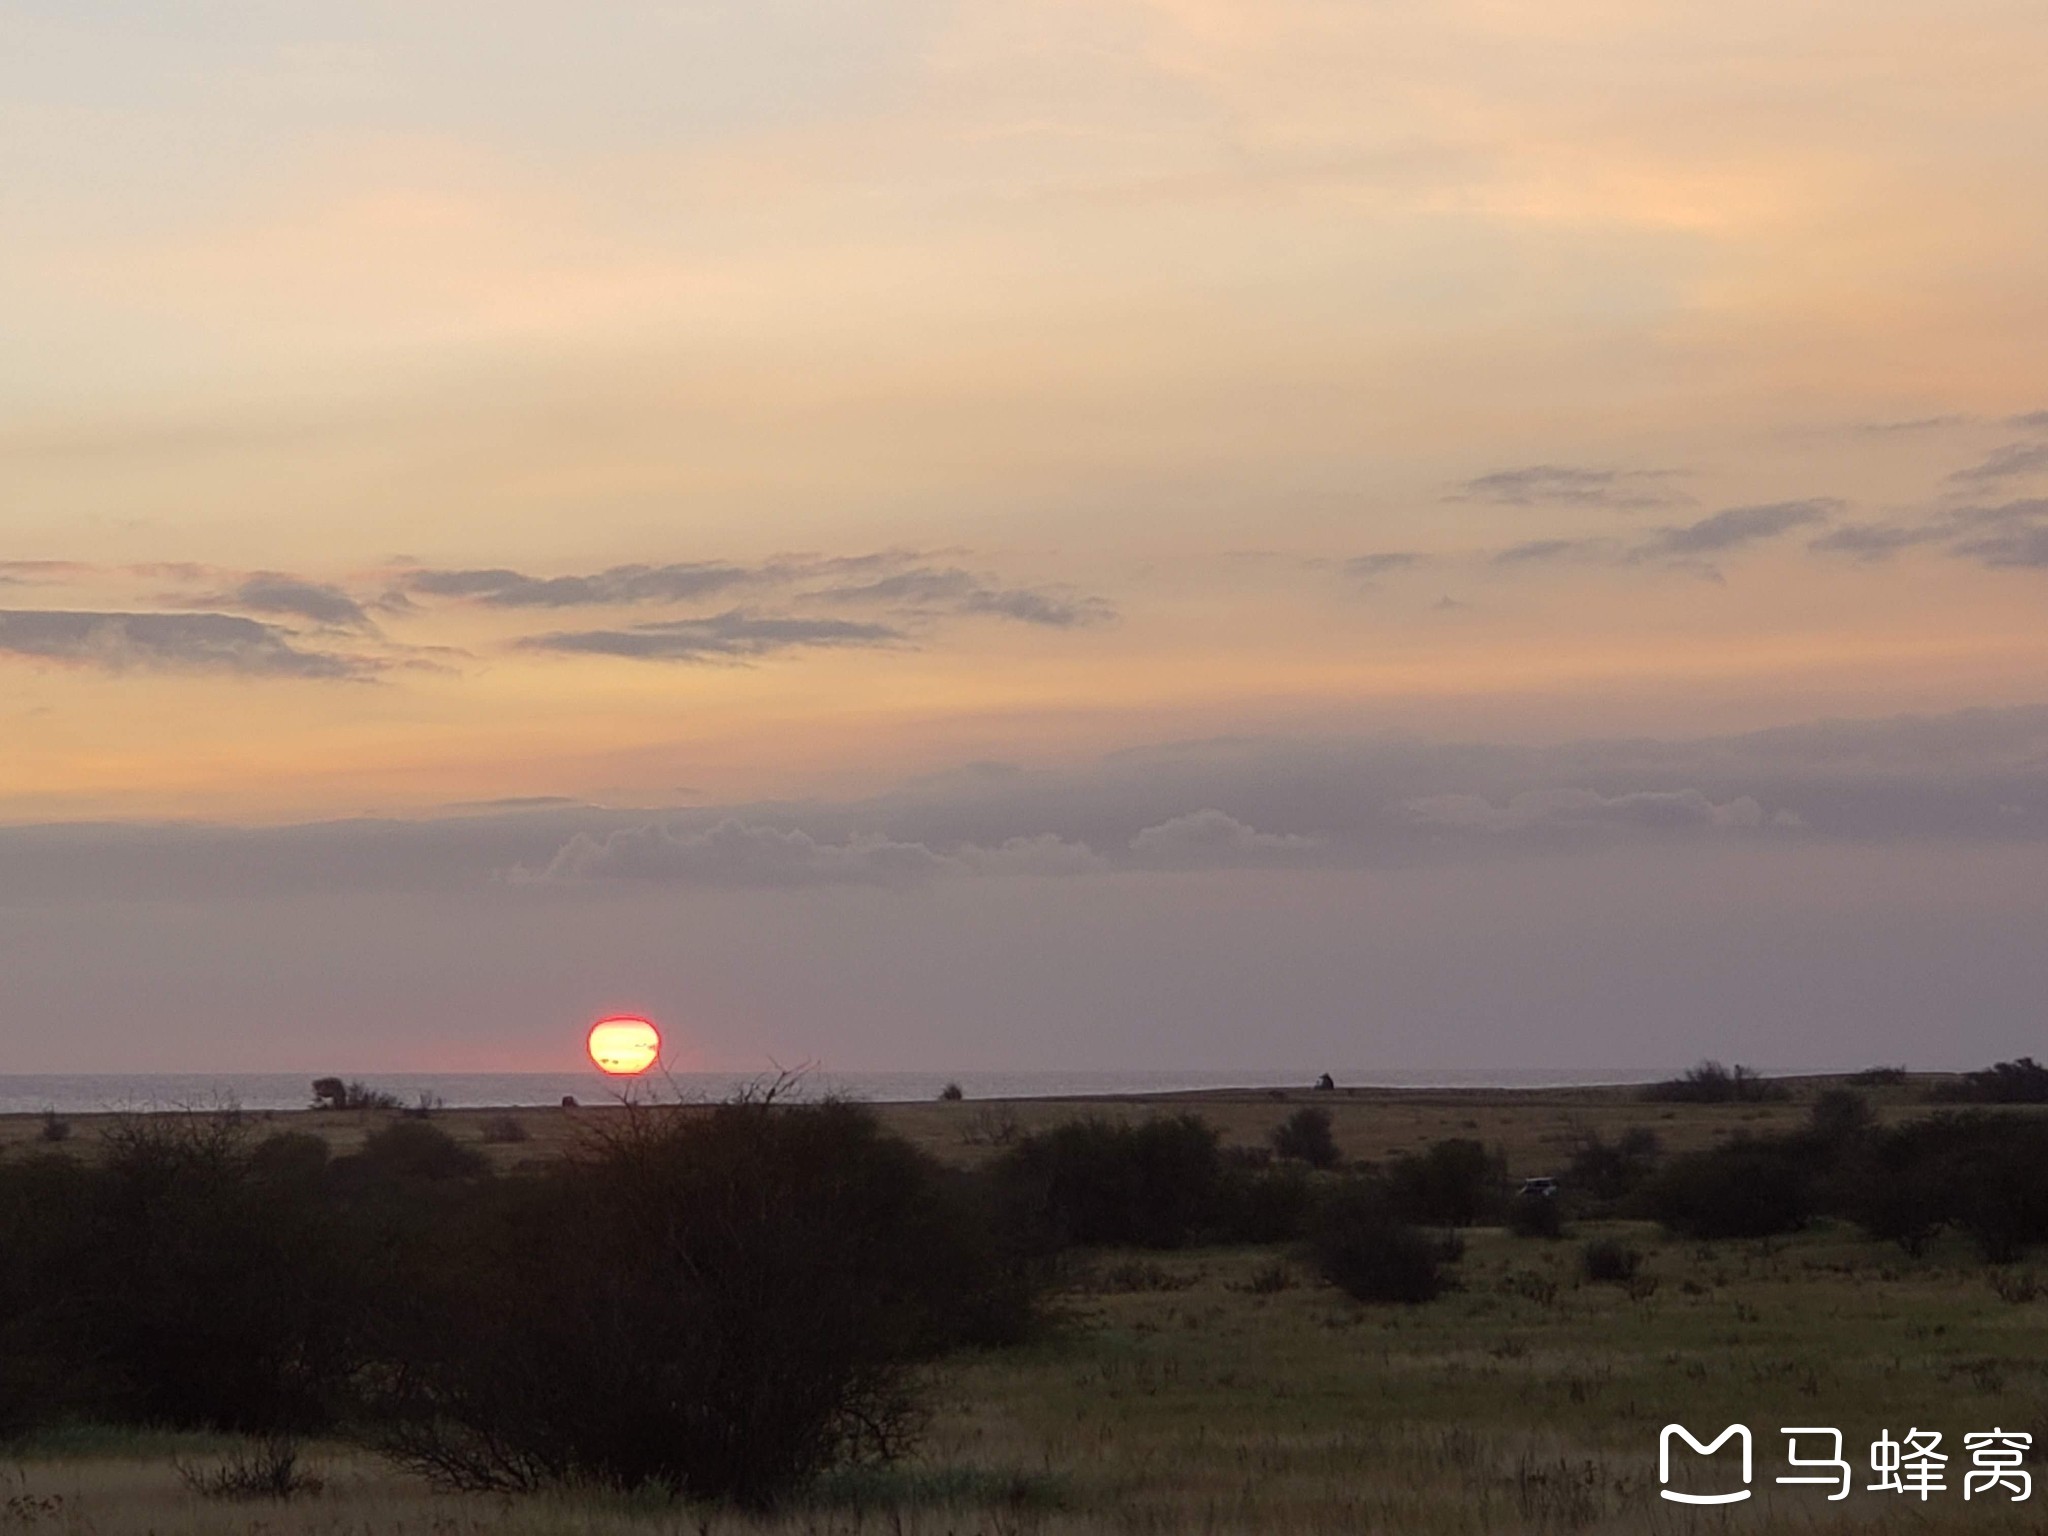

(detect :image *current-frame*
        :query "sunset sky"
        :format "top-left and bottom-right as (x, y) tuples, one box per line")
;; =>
(5, 1), (2047, 1074)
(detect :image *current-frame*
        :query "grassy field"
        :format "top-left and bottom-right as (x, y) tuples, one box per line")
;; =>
(6, 1080), (2046, 1534)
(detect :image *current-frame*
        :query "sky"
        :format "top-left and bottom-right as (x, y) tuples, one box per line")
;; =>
(4, 0), (2047, 1074)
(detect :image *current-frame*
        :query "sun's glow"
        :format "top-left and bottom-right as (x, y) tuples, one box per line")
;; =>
(587, 1016), (661, 1076)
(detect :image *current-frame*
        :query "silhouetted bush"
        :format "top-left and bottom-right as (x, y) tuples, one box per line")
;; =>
(67, 1112), (367, 1434)
(479, 1115), (530, 1145)
(1506, 1190), (1565, 1239)
(1564, 1128), (1660, 1210)
(938, 1082), (964, 1101)
(0, 1153), (99, 1439)
(1213, 1153), (1315, 1244)
(1383, 1139), (1506, 1227)
(1836, 1112), (2048, 1261)
(373, 1097), (1043, 1504)
(1836, 1119), (1950, 1256)
(311, 1078), (402, 1112)
(1271, 1106), (1341, 1169)
(36, 1112), (68, 1144)
(1646, 1136), (1815, 1238)
(177, 1437), (322, 1501)
(1807, 1089), (1875, 1146)
(341, 1119), (488, 1186)
(1306, 1181), (1452, 1304)
(1846, 1065), (1908, 1088)
(1930, 1057), (2048, 1105)
(1641, 1061), (1789, 1104)
(990, 1114), (1223, 1250)
(1581, 1238), (1642, 1284)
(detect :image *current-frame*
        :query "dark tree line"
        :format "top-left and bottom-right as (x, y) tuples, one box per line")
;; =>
(0, 1099), (1040, 1505)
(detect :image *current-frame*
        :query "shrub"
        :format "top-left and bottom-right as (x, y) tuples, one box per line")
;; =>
(990, 1114), (1223, 1250)
(1939, 1114), (2048, 1262)
(1233, 1261), (1295, 1295)
(1506, 1190), (1565, 1239)
(1641, 1061), (1789, 1105)
(36, 1111), (68, 1144)
(1564, 1128), (1660, 1208)
(1090, 1258), (1194, 1294)
(0, 1154), (101, 1438)
(310, 1078), (401, 1112)
(1807, 1089), (1875, 1145)
(177, 1437), (321, 1501)
(479, 1115), (530, 1145)
(1846, 1065), (1908, 1088)
(1307, 1181), (1452, 1304)
(1646, 1137), (1815, 1238)
(959, 1105), (1021, 1148)
(342, 1119), (488, 1185)
(1837, 1119), (1952, 1256)
(938, 1082), (965, 1102)
(1581, 1238), (1642, 1284)
(1840, 1113), (2048, 1261)
(373, 1097), (1042, 1505)
(1271, 1106), (1341, 1169)
(1384, 1138), (1506, 1227)
(1212, 1155), (1315, 1244)
(1930, 1057), (2048, 1105)
(1990, 1269), (2042, 1305)
(55, 1112), (370, 1434)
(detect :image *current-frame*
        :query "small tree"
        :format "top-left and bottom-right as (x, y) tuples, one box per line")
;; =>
(1641, 1061), (1788, 1105)
(1506, 1190), (1565, 1239)
(372, 1096), (1041, 1505)
(1646, 1137), (1814, 1238)
(1582, 1238), (1642, 1284)
(991, 1114), (1223, 1250)
(311, 1078), (400, 1112)
(1931, 1057), (2048, 1105)
(1307, 1181), (1451, 1304)
(1384, 1139), (1506, 1226)
(1271, 1106), (1341, 1169)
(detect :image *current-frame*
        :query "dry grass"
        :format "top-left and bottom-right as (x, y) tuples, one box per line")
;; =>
(0, 1073), (1951, 1177)
(8, 1219), (2048, 1534)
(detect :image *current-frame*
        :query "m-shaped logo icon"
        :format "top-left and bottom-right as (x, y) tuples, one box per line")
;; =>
(1660, 1424), (1753, 1504)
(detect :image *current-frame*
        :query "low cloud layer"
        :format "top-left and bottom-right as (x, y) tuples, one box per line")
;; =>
(0, 548), (1116, 679)
(1637, 499), (1838, 558)
(407, 563), (755, 608)
(516, 611), (903, 663)
(8, 703), (2047, 903)
(1450, 465), (1689, 509)
(1403, 788), (1771, 834)
(404, 553), (1115, 634)
(0, 610), (365, 678)
(531, 820), (1110, 887)
(1949, 441), (2048, 485)
(204, 574), (377, 631)
(1812, 498), (2048, 572)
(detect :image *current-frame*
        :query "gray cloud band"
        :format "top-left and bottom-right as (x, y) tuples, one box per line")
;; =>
(6, 704), (2046, 900)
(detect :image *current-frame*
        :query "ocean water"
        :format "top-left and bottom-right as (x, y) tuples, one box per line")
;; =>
(0, 1067), (1669, 1116)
